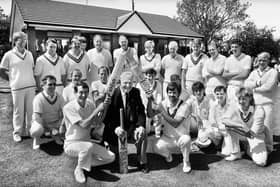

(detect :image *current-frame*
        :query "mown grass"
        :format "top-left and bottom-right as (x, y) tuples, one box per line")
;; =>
(1, 79), (280, 186)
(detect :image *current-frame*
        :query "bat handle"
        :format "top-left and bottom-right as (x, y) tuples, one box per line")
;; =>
(120, 108), (124, 129)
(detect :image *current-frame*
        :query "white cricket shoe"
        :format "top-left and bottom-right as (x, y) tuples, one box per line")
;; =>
(183, 162), (191, 173)
(225, 153), (242, 161)
(74, 167), (86, 183)
(13, 134), (22, 142)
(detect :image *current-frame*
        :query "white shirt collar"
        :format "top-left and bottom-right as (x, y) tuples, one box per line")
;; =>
(43, 90), (57, 101)
(232, 53), (245, 61)
(13, 47), (26, 58)
(45, 52), (58, 61)
(70, 49), (83, 58)
(239, 105), (254, 116)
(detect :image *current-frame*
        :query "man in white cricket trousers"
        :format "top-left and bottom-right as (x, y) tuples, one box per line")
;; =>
(147, 81), (192, 173)
(222, 39), (252, 102)
(63, 82), (115, 183)
(0, 31), (36, 142)
(244, 52), (278, 152)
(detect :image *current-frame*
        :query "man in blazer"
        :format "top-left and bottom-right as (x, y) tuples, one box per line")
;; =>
(103, 71), (148, 173)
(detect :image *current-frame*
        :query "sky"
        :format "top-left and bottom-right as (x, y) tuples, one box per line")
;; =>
(1, 0), (280, 38)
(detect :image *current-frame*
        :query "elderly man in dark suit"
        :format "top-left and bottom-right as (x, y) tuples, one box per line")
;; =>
(103, 71), (148, 173)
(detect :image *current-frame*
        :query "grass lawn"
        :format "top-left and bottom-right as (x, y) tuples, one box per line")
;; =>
(1, 89), (280, 187)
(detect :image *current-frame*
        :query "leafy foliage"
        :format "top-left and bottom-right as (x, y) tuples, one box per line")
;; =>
(0, 6), (10, 60)
(233, 21), (279, 58)
(176, 0), (250, 49)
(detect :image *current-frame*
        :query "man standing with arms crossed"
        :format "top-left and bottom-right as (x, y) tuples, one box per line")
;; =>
(202, 41), (226, 97)
(0, 32), (36, 142)
(222, 39), (252, 102)
(244, 52), (278, 152)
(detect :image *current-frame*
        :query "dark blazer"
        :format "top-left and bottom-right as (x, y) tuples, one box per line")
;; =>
(103, 87), (146, 145)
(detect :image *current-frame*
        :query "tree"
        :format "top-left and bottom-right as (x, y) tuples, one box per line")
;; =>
(0, 6), (10, 60)
(233, 21), (280, 58)
(176, 0), (250, 50)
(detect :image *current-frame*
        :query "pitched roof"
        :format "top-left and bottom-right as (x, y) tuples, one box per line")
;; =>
(14, 0), (203, 38)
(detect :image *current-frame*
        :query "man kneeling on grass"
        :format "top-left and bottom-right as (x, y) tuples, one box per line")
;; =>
(147, 81), (192, 173)
(63, 82), (115, 183)
(30, 75), (64, 150)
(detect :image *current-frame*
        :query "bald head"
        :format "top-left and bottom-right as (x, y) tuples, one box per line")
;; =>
(168, 41), (178, 56)
(94, 34), (103, 50)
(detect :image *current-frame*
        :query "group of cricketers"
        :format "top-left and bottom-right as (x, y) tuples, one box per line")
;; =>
(1, 31), (280, 183)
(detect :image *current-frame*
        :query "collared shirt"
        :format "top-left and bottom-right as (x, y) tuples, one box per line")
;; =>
(161, 54), (185, 82)
(120, 88), (130, 108)
(13, 47), (26, 58)
(224, 53), (252, 86)
(244, 66), (278, 105)
(0, 47), (35, 90)
(140, 53), (161, 78)
(63, 99), (96, 142)
(35, 52), (65, 85)
(161, 99), (190, 139)
(183, 53), (208, 83)
(222, 104), (265, 135)
(256, 66), (270, 77)
(91, 80), (107, 97)
(43, 90), (57, 102)
(113, 47), (139, 72)
(33, 91), (64, 125)
(45, 53), (58, 61)
(186, 95), (212, 121)
(62, 83), (76, 103)
(202, 54), (226, 88)
(63, 50), (91, 81)
(208, 100), (233, 128)
(87, 48), (113, 82)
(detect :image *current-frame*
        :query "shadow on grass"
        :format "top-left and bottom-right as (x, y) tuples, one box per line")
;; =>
(190, 152), (223, 171)
(86, 169), (120, 182)
(148, 153), (182, 171)
(40, 140), (64, 156)
(267, 142), (280, 166)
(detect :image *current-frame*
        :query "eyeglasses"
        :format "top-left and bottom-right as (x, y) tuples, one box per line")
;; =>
(47, 83), (56, 86)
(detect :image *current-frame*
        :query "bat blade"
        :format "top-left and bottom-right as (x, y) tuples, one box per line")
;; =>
(118, 108), (128, 174)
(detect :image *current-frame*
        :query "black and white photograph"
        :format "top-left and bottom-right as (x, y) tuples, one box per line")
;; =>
(0, 0), (280, 186)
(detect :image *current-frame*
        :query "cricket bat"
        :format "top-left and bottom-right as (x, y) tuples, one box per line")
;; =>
(99, 51), (128, 121)
(224, 124), (255, 138)
(100, 48), (152, 120)
(118, 108), (128, 174)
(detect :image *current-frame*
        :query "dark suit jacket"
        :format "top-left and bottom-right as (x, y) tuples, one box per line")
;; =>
(103, 87), (146, 145)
